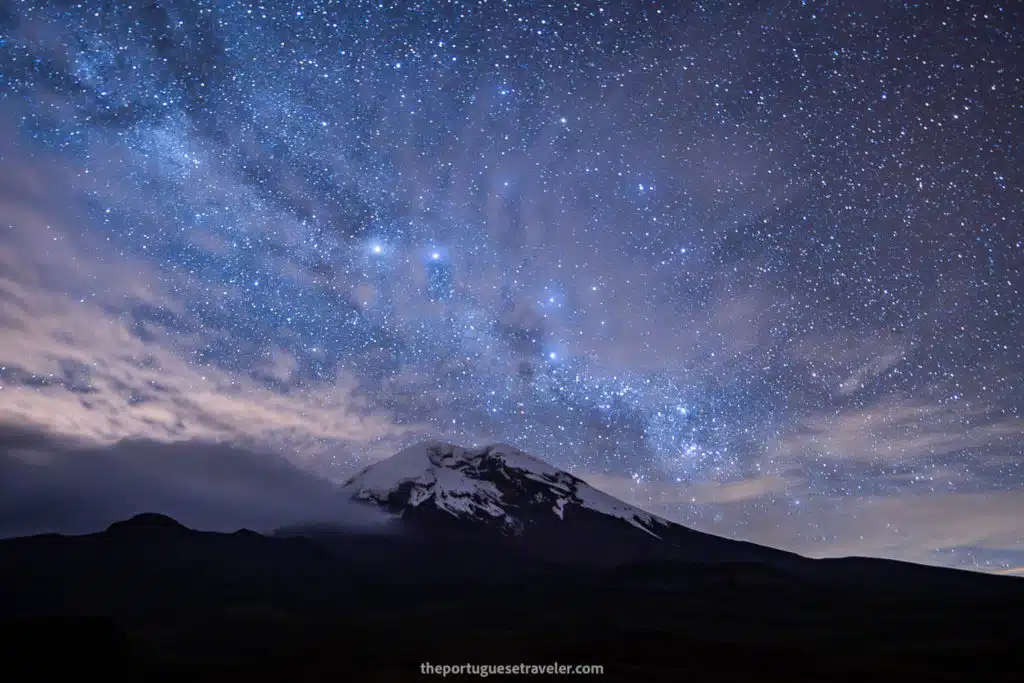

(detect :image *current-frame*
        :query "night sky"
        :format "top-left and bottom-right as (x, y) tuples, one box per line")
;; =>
(0, 1), (1021, 573)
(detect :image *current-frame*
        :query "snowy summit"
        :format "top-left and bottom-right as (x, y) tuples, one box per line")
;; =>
(340, 441), (672, 537)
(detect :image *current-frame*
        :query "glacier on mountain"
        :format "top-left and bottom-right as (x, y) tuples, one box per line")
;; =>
(340, 441), (671, 537)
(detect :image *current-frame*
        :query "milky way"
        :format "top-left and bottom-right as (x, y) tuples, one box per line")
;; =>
(0, 1), (1021, 572)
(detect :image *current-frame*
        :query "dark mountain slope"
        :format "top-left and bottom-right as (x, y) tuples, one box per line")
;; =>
(0, 513), (356, 617)
(0, 512), (1021, 680)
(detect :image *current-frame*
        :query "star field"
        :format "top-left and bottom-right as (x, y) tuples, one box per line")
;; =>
(0, 1), (1021, 572)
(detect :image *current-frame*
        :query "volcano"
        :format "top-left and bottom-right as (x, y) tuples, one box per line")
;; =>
(338, 440), (800, 567)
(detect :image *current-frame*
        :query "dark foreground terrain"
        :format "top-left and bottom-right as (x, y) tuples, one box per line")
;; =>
(2, 514), (1022, 681)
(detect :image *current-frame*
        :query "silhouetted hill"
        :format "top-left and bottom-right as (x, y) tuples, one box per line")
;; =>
(1, 512), (1022, 680)
(0, 514), (357, 618)
(106, 512), (189, 532)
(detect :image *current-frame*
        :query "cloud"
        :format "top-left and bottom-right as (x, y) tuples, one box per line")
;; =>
(0, 286), (416, 452)
(997, 567), (1024, 577)
(837, 347), (907, 396)
(0, 423), (395, 538)
(767, 397), (1023, 466)
(581, 471), (799, 506)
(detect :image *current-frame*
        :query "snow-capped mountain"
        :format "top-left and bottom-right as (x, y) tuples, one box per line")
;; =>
(340, 441), (797, 567)
(342, 441), (673, 536)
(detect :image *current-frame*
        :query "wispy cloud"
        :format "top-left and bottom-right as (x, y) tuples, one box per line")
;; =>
(838, 347), (907, 396)
(581, 471), (800, 507)
(768, 397), (1023, 465)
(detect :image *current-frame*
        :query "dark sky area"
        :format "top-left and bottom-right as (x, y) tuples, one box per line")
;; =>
(0, 1), (1020, 573)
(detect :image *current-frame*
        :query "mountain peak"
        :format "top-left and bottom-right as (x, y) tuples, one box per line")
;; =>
(106, 513), (188, 533)
(341, 440), (671, 538)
